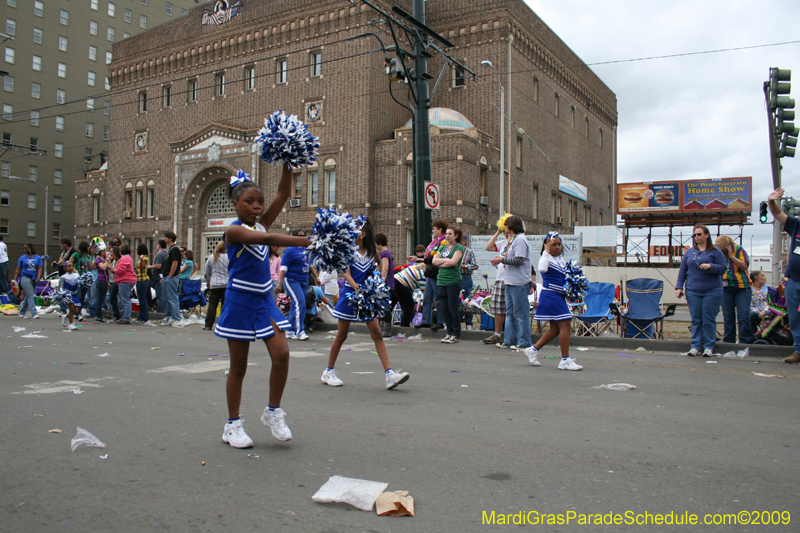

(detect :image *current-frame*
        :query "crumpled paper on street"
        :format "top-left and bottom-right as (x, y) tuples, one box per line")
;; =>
(70, 427), (107, 452)
(593, 383), (637, 391)
(720, 348), (749, 358)
(375, 490), (415, 516)
(311, 475), (388, 511)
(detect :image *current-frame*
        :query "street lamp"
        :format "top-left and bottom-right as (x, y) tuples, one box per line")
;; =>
(481, 60), (505, 216)
(7, 176), (48, 275)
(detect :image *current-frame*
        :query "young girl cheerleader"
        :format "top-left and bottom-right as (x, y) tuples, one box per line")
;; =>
(321, 218), (410, 390)
(215, 166), (311, 449)
(60, 261), (81, 330)
(523, 232), (583, 370)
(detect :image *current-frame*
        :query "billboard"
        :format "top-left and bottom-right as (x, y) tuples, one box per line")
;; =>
(617, 177), (752, 214)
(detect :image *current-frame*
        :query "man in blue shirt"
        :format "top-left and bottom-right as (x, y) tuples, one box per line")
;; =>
(768, 188), (800, 363)
(277, 230), (310, 340)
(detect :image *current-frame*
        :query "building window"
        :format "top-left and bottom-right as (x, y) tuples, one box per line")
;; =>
(206, 185), (235, 215)
(136, 189), (143, 218)
(124, 187), (133, 212)
(57, 89), (65, 104)
(53, 196), (62, 212)
(180, 8), (186, 16)
(32, 55), (42, 71)
(60, 9), (69, 25)
(554, 94), (559, 117)
(52, 223), (61, 239)
(141, 0), (147, 6)
(124, 9), (131, 23)
(108, 3), (116, 17)
(105, 77), (110, 90)
(89, 46), (97, 61)
(2, 132), (10, 145)
(215, 73), (225, 96)
(55, 116), (64, 131)
(104, 101), (110, 115)
(166, 3), (173, 16)
(5, 18), (15, 36)
(30, 111), (39, 126)
(4, 47), (14, 64)
(585, 117), (589, 137)
(33, 28), (43, 44)
(29, 138), (37, 151)
(310, 52), (322, 77)
(31, 82), (40, 98)
(571, 106), (576, 127)
(515, 136), (522, 168)
(304, 172), (318, 206)
(86, 123), (94, 137)
(139, 15), (147, 29)
(532, 186), (539, 219)
(57, 35), (68, 51)
(0, 218), (7, 234)
(277, 59), (287, 84)
(599, 128), (604, 149)
(55, 143), (63, 158)
(2, 104), (10, 120)
(478, 167), (486, 198)
(162, 85), (171, 107)
(27, 221), (35, 237)
(325, 169), (336, 205)
(244, 66), (255, 90)
(106, 51), (112, 65)
(138, 91), (147, 113)
(92, 197), (100, 223)
(87, 97), (95, 110)
(88, 71), (96, 86)
(57, 62), (67, 78)
(1, 162), (9, 178)
(89, 21), (98, 35)
(533, 76), (539, 102)
(3, 75), (12, 91)
(293, 173), (302, 198)
(188, 79), (197, 102)
(147, 184), (155, 217)
(34, 1), (43, 17)
(103, 126), (109, 140)
(28, 192), (37, 209)
(452, 65), (465, 88)
(107, 27), (115, 41)
(54, 169), (62, 185)
(407, 164), (414, 202)
(90, 0), (98, 10)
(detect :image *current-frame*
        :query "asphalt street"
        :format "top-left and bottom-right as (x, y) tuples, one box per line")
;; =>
(2, 315), (799, 533)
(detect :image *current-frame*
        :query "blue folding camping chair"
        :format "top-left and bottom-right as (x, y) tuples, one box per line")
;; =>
(574, 282), (616, 336)
(179, 279), (207, 318)
(610, 278), (676, 339)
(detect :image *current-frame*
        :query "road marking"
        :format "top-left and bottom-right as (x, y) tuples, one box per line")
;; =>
(149, 361), (232, 374)
(13, 377), (115, 395)
(291, 351), (324, 358)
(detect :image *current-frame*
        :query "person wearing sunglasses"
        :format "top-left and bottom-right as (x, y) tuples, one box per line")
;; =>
(676, 224), (726, 357)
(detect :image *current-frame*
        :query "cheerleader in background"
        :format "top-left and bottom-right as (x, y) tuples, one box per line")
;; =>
(523, 232), (583, 370)
(215, 166), (311, 449)
(60, 261), (81, 330)
(321, 218), (410, 390)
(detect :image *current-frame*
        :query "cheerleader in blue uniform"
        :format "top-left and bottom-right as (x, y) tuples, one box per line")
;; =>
(215, 165), (311, 449)
(524, 232), (583, 370)
(321, 218), (410, 390)
(60, 261), (81, 331)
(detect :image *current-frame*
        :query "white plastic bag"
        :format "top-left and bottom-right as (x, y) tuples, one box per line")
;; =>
(70, 427), (107, 452)
(311, 475), (389, 511)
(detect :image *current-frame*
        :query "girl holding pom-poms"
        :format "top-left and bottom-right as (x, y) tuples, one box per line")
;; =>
(523, 232), (583, 371)
(321, 218), (410, 390)
(215, 166), (312, 449)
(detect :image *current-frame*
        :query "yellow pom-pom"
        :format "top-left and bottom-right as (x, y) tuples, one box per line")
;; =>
(496, 213), (514, 231)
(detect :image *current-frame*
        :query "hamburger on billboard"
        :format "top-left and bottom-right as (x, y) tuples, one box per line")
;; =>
(617, 178), (752, 214)
(617, 182), (680, 213)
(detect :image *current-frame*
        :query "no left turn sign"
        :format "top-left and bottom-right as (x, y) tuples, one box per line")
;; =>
(424, 182), (440, 210)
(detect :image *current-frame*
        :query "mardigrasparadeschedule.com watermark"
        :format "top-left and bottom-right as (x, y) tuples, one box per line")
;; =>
(481, 510), (791, 527)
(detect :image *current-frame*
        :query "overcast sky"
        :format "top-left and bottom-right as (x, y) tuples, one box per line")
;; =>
(524, 0), (799, 257)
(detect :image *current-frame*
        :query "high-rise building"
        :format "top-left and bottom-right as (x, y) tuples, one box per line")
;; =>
(0, 0), (210, 276)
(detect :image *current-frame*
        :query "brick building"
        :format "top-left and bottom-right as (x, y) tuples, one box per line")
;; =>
(74, 0), (617, 264)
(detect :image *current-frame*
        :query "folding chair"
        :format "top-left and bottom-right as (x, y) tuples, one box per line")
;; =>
(574, 282), (616, 336)
(179, 279), (207, 317)
(610, 278), (676, 339)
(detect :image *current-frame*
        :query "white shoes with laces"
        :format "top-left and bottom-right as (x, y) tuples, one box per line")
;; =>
(222, 419), (254, 448)
(558, 357), (583, 371)
(524, 346), (540, 366)
(321, 368), (344, 387)
(385, 369), (409, 389)
(261, 408), (293, 441)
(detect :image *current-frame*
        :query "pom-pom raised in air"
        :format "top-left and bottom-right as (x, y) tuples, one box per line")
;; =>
(254, 111), (319, 168)
(305, 207), (360, 274)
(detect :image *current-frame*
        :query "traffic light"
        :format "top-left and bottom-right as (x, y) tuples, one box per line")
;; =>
(759, 201), (769, 223)
(770, 68), (797, 158)
(784, 197), (800, 217)
(385, 58), (407, 83)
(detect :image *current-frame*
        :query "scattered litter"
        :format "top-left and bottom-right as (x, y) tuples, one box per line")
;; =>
(636, 347), (646, 352)
(326, 335), (336, 339)
(312, 475), (389, 512)
(576, 347), (589, 351)
(48, 429), (62, 433)
(202, 462), (206, 466)
(408, 334), (422, 340)
(451, 370), (460, 373)
(545, 356), (557, 359)
(371, 351), (379, 355)
(71, 389), (84, 394)
(208, 353), (229, 357)
(13, 326), (26, 332)
(246, 453), (260, 458)
(70, 427), (107, 452)
(34, 414), (44, 417)
(179, 353), (186, 356)
(352, 372), (375, 374)
(618, 353), (633, 357)
(99, 454), (108, 460)
(97, 353), (110, 358)
(720, 348), (750, 358)
(752, 372), (784, 379)
(225, 370), (229, 376)
(461, 384), (468, 388)
(21, 332), (48, 339)
(706, 361), (718, 364)
(376, 491), (415, 517)
(123, 333), (131, 335)
(151, 347), (161, 350)
(593, 383), (637, 391)
(103, 342), (113, 345)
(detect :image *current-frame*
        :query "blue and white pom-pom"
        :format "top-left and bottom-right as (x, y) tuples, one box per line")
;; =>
(305, 207), (360, 273)
(50, 289), (73, 307)
(78, 272), (94, 289)
(346, 271), (392, 321)
(254, 111), (319, 168)
(563, 260), (589, 303)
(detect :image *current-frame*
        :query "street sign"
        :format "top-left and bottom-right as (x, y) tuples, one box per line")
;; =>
(424, 181), (440, 210)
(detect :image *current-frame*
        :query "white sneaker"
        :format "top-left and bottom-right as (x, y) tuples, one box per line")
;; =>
(222, 419), (254, 448)
(62, 315), (68, 327)
(261, 407), (292, 441)
(465, 325), (474, 331)
(32, 315), (39, 319)
(81, 309), (90, 317)
(681, 348), (700, 357)
(702, 349), (715, 357)
(385, 369), (409, 389)
(441, 335), (453, 343)
(558, 357), (583, 371)
(321, 368), (344, 387)
(524, 346), (540, 366)
(510, 345), (524, 352)
(395, 333), (408, 339)
(20, 314), (27, 319)
(67, 323), (77, 331)
(285, 332), (297, 340)
(297, 332), (309, 341)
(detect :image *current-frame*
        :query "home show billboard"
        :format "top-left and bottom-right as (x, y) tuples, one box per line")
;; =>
(617, 177), (752, 214)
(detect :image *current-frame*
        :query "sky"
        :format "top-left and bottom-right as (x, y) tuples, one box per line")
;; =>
(524, 0), (799, 257)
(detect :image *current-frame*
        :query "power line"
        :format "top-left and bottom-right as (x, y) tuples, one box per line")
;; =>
(585, 39), (800, 66)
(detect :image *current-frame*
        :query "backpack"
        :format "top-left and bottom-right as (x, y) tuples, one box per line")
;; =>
(305, 286), (317, 309)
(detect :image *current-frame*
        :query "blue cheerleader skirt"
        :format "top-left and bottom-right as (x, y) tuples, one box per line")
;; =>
(215, 288), (291, 341)
(331, 287), (375, 322)
(534, 290), (572, 322)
